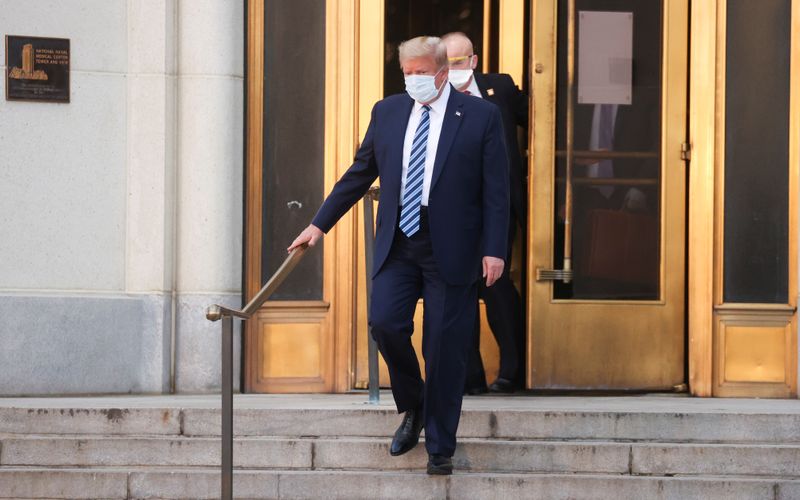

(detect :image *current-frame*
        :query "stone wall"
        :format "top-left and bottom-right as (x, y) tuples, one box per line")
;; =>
(0, 0), (244, 395)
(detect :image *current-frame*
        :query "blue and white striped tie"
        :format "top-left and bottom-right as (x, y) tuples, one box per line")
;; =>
(399, 105), (430, 237)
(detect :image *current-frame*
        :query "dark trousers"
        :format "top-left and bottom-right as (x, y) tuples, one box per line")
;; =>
(370, 210), (478, 457)
(465, 210), (525, 389)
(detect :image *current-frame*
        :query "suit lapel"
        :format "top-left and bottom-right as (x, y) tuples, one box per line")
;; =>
(396, 94), (415, 142)
(388, 96), (415, 197)
(430, 88), (464, 191)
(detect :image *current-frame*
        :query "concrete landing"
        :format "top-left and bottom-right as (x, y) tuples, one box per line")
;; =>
(3, 391), (799, 412)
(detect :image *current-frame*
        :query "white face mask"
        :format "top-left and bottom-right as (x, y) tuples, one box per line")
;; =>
(449, 69), (473, 89)
(404, 68), (444, 103)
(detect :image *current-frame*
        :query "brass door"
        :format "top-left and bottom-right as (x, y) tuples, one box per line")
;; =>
(528, 0), (688, 389)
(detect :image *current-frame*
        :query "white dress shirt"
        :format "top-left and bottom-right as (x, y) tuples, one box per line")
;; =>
(463, 76), (482, 99)
(400, 83), (451, 206)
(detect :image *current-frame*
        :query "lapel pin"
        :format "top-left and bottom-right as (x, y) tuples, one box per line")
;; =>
(455, 111), (462, 117)
(487, 88), (495, 96)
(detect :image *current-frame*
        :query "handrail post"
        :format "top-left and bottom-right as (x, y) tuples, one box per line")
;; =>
(206, 244), (307, 499)
(221, 315), (233, 500)
(363, 186), (380, 404)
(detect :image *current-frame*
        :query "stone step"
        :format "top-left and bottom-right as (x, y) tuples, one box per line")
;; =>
(4, 435), (800, 478)
(4, 404), (800, 444)
(182, 407), (800, 444)
(1, 467), (799, 500)
(0, 407), (181, 436)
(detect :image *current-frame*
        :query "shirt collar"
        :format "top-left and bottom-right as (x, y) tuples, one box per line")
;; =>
(413, 82), (451, 115)
(464, 77), (482, 98)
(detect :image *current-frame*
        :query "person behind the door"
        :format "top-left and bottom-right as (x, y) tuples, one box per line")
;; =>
(442, 31), (527, 394)
(288, 36), (509, 475)
(560, 39), (661, 300)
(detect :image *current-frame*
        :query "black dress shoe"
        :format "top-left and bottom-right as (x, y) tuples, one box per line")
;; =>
(426, 454), (453, 475)
(488, 377), (515, 393)
(390, 407), (423, 456)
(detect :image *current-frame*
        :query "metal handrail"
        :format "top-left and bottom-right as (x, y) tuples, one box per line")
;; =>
(207, 243), (309, 322)
(205, 183), (382, 499)
(205, 243), (308, 500)
(363, 186), (381, 404)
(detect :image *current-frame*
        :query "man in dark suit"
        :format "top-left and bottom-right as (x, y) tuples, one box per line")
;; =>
(442, 32), (527, 394)
(288, 36), (509, 475)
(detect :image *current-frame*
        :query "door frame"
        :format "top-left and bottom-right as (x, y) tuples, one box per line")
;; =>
(687, 0), (798, 397)
(243, 0), (359, 393)
(699, 0), (799, 397)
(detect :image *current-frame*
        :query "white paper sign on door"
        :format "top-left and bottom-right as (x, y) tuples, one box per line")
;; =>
(578, 11), (633, 105)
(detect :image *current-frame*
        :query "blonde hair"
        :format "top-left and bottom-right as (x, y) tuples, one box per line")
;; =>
(398, 36), (448, 68)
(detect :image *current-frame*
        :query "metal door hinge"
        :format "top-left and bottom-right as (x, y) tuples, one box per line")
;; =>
(680, 142), (691, 161)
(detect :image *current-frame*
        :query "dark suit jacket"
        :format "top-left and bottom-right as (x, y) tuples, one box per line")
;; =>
(312, 86), (510, 286)
(474, 73), (528, 225)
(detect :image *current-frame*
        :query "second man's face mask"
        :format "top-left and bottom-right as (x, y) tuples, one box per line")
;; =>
(448, 68), (473, 89)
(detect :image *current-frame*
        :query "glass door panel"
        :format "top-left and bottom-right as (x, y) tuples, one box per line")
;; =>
(553, 0), (663, 300)
(528, 0), (687, 389)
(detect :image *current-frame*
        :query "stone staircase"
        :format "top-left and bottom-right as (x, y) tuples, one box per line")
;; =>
(1, 394), (800, 499)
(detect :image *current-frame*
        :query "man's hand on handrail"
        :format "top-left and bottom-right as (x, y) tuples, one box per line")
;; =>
(288, 224), (324, 252)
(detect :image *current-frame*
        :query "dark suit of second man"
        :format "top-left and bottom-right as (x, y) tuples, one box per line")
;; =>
(443, 32), (528, 393)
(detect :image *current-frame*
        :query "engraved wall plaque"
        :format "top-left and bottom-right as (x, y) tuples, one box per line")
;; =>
(5, 35), (70, 103)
